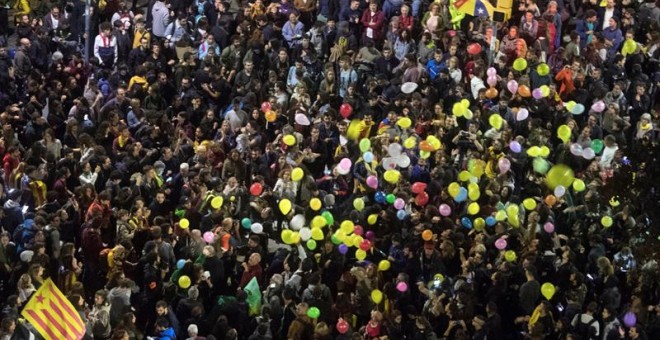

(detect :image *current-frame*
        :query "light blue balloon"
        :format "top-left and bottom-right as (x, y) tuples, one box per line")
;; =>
(454, 187), (468, 202)
(177, 259), (186, 270)
(396, 210), (407, 220)
(485, 216), (496, 227)
(363, 152), (374, 163)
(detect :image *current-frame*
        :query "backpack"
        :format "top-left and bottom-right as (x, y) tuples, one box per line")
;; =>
(13, 219), (35, 254)
(574, 314), (598, 340)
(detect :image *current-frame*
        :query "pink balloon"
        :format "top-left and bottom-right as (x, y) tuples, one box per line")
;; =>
(487, 76), (498, 87)
(393, 198), (405, 210)
(543, 222), (555, 233)
(396, 281), (408, 292)
(507, 80), (518, 94)
(366, 175), (379, 189)
(495, 238), (507, 250)
(517, 108), (529, 121)
(509, 141), (522, 153)
(339, 158), (352, 171)
(203, 232), (215, 244)
(354, 225), (364, 236)
(439, 204), (451, 216)
(487, 67), (497, 77)
(591, 101), (605, 113)
(498, 158), (511, 174)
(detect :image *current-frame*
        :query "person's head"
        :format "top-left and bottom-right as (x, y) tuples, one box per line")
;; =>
(94, 290), (108, 306)
(248, 252), (262, 266)
(289, 12), (298, 24)
(155, 317), (170, 332)
(156, 301), (169, 316)
(525, 11), (534, 22)
(508, 26), (518, 38)
(609, 17), (618, 29)
(295, 302), (309, 316)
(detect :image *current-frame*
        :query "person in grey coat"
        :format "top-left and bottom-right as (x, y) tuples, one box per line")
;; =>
(151, 0), (171, 39)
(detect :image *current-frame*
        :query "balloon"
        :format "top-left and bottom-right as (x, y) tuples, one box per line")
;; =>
(374, 191), (386, 204)
(355, 249), (367, 261)
(506, 204), (519, 217)
(419, 150), (431, 159)
(366, 175), (378, 189)
(336, 319), (350, 334)
(448, 182), (460, 198)
(541, 282), (556, 300)
(572, 179), (586, 192)
(250, 183), (263, 196)
(623, 312), (637, 328)
(309, 198), (322, 211)
(339, 103), (353, 118)
(523, 198), (537, 210)
(467, 42), (482, 55)
(468, 185), (480, 201)
(467, 202), (480, 215)
(622, 39), (636, 56)
(513, 58), (527, 71)
(486, 216), (496, 226)
(461, 217), (473, 229)
(539, 146), (550, 158)
(365, 230), (375, 241)
(510, 141), (522, 153)
(299, 227), (312, 241)
(498, 158), (511, 174)
(311, 216), (327, 229)
(543, 222), (555, 233)
(518, 85), (531, 97)
(590, 139), (604, 154)
(397, 117), (412, 129)
(279, 199), (292, 215)
(554, 185), (566, 198)
(570, 143), (584, 156)
(338, 244), (349, 255)
(532, 88), (543, 100)
(495, 238), (507, 250)
(283, 134), (296, 146)
(367, 214), (378, 225)
(360, 151), (374, 163)
(371, 289), (383, 304)
(489, 113), (504, 130)
(473, 217), (485, 231)
(439, 204), (451, 216)
(281, 229), (293, 244)
(546, 164), (575, 189)
(527, 146), (541, 157)
(452, 102), (467, 116)
(496, 210), (507, 221)
(339, 221), (354, 235)
(323, 211), (335, 225)
(353, 225), (364, 236)
(415, 192), (429, 206)
(582, 148), (595, 160)
(570, 103), (585, 115)
(396, 155), (411, 168)
(265, 110), (277, 122)
(251, 223), (263, 234)
(378, 260), (391, 271)
(601, 216), (613, 227)
(307, 307), (320, 319)
(179, 218), (190, 229)
(387, 143), (402, 157)
(454, 187), (468, 202)
(426, 136), (441, 150)
(396, 210), (407, 220)
(353, 198), (365, 211)
(384, 170), (400, 184)
(311, 227), (324, 241)
(591, 100), (605, 113)
(211, 196), (223, 209)
(396, 281), (408, 292)
(557, 125), (571, 143)
(403, 137), (417, 149)
(485, 87), (499, 99)
(537, 63), (550, 76)
(487, 76), (498, 87)
(487, 67), (497, 77)
(339, 158), (352, 171)
(422, 230), (433, 241)
(411, 182), (427, 194)
(533, 157), (550, 174)
(544, 195), (557, 206)
(260, 101), (272, 113)
(177, 259), (186, 270)
(290, 215), (305, 230)
(419, 140), (434, 152)
(504, 250), (517, 262)
(203, 232), (215, 243)
(507, 80), (519, 94)
(517, 108), (529, 121)
(540, 85), (550, 97)
(386, 194), (396, 204)
(178, 275), (191, 289)
(359, 138), (371, 152)
(290, 167), (304, 182)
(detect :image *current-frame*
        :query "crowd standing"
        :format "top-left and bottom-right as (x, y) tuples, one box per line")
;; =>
(0, 0), (659, 339)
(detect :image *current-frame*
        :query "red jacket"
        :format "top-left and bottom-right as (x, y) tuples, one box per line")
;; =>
(361, 10), (385, 42)
(3, 153), (19, 185)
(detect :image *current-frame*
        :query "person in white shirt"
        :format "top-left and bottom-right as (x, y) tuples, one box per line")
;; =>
(94, 22), (118, 68)
(598, 135), (618, 169)
(571, 302), (600, 339)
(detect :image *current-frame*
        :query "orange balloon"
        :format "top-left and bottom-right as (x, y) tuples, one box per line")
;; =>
(518, 85), (531, 98)
(265, 110), (277, 122)
(544, 195), (557, 206)
(485, 87), (499, 99)
(419, 141), (434, 152)
(422, 230), (433, 241)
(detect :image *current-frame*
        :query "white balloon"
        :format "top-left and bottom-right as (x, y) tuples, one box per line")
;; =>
(387, 143), (402, 157)
(381, 157), (398, 170)
(396, 155), (411, 168)
(290, 214), (305, 230)
(251, 223), (263, 234)
(517, 108), (529, 121)
(299, 227), (312, 241)
(554, 185), (566, 198)
(582, 147), (596, 160)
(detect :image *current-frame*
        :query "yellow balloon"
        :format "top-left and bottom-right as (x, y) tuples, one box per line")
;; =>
(211, 196), (223, 209)
(283, 134), (296, 146)
(281, 229), (293, 244)
(467, 183), (480, 201)
(367, 214), (378, 225)
(371, 289), (383, 304)
(467, 202), (480, 215)
(340, 220), (355, 234)
(506, 204), (519, 217)
(289, 232), (300, 244)
(474, 218), (485, 231)
(351, 235), (364, 248)
(504, 250), (517, 262)
(384, 170), (400, 184)
(557, 125), (571, 143)
(459, 171), (472, 182)
(523, 198), (537, 210)
(311, 215), (327, 229)
(489, 113), (504, 130)
(572, 179), (586, 192)
(403, 137), (417, 149)
(539, 146), (550, 158)
(178, 275), (191, 289)
(601, 216), (613, 228)
(541, 282), (555, 300)
(291, 167), (304, 181)
(353, 198), (365, 211)
(495, 210), (507, 221)
(335, 229), (347, 242)
(527, 146), (541, 157)
(426, 136), (441, 150)
(419, 150), (431, 159)
(309, 198), (322, 211)
(448, 182), (460, 198)
(546, 164), (575, 190)
(311, 227), (324, 241)
(453, 102), (467, 116)
(460, 99), (470, 108)
(356, 249), (367, 261)
(279, 199), (292, 215)
(179, 218), (190, 229)
(346, 119), (361, 141)
(397, 117), (412, 129)
(508, 215), (520, 227)
(378, 260), (391, 271)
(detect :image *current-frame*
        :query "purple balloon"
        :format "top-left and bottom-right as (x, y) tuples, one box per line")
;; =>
(507, 80), (518, 94)
(338, 244), (349, 255)
(365, 231), (375, 241)
(623, 312), (637, 328)
(495, 238), (507, 250)
(532, 89), (543, 99)
(509, 141), (522, 153)
(393, 198), (405, 210)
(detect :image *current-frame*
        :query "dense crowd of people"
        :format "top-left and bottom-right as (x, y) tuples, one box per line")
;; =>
(0, 0), (659, 339)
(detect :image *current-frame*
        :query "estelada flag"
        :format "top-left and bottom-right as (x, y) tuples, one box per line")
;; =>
(455, 0), (495, 17)
(21, 279), (86, 340)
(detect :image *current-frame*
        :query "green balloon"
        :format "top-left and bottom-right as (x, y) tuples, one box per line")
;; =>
(533, 157), (550, 174)
(331, 234), (342, 245)
(307, 307), (320, 319)
(359, 138), (371, 152)
(322, 211), (334, 226)
(306, 239), (317, 250)
(590, 139), (604, 154)
(241, 218), (252, 229)
(386, 194), (396, 204)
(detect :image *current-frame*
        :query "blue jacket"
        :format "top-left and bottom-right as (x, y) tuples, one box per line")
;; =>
(426, 59), (443, 80)
(158, 327), (176, 340)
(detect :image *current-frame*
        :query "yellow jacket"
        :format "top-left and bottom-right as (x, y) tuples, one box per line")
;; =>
(13, 0), (31, 17)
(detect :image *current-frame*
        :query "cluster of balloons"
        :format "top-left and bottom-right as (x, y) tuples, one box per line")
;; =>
(452, 99), (473, 119)
(531, 85), (550, 100)
(565, 101), (585, 115)
(261, 102), (277, 122)
(569, 139), (603, 160)
(621, 38), (637, 57)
